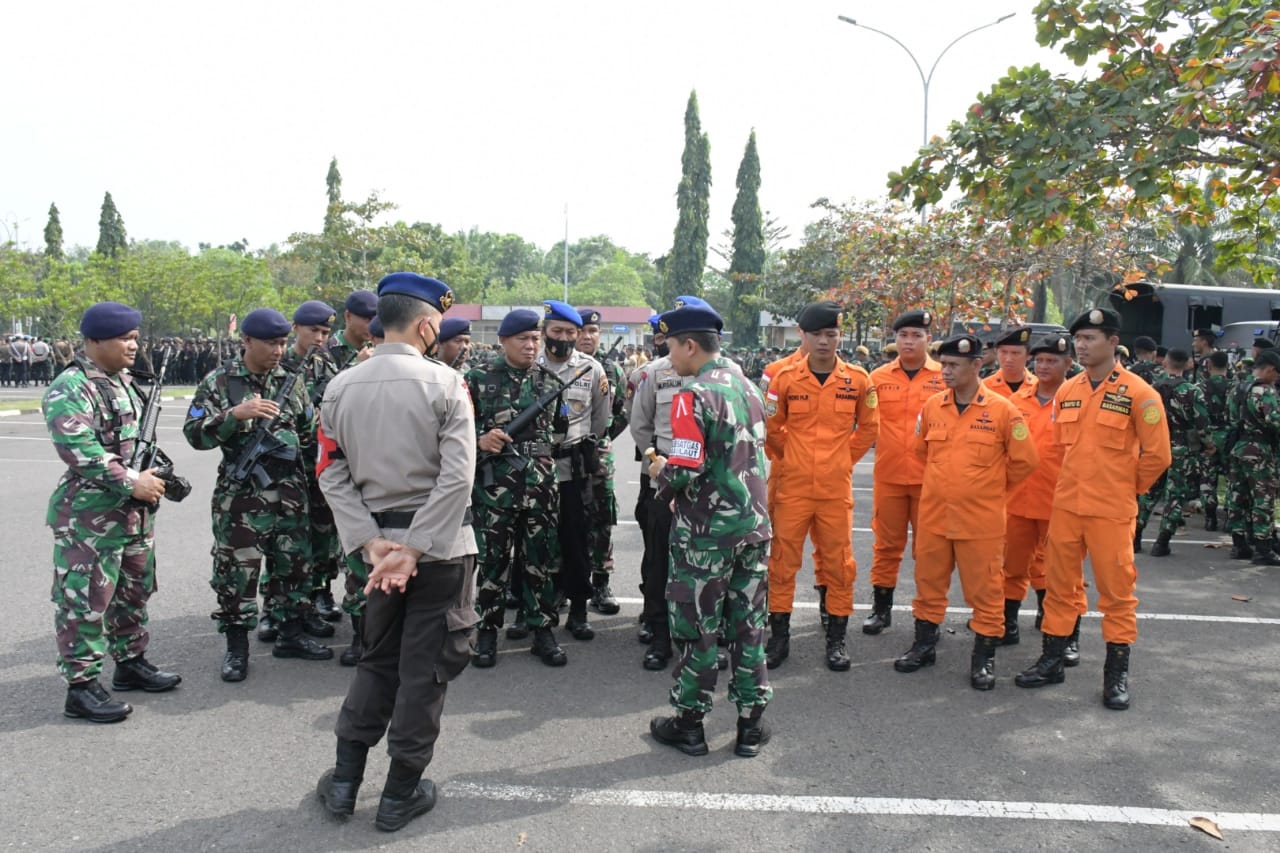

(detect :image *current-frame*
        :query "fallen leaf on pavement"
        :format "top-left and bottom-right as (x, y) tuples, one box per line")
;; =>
(1203, 543), (1223, 549)
(518, 831), (528, 846)
(1189, 816), (1223, 840)
(1231, 595), (1252, 602)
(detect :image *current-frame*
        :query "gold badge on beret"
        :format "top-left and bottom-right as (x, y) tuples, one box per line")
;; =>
(440, 292), (454, 311)
(543, 303), (553, 316)
(659, 320), (669, 334)
(674, 299), (687, 309)
(836, 311), (845, 326)
(1019, 329), (1029, 342)
(327, 314), (336, 325)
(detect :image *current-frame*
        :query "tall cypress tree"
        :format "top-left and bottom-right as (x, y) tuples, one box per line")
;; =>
(320, 157), (346, 287)
(728, 131), (764, 346)
(96, 192), (127, 257)
(44, 202), (64, 261)
(664, 91), (711, 306)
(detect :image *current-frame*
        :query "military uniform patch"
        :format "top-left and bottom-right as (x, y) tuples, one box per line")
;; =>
(1142, 406), (1161, 424)
(1012, 421), (1029, 441)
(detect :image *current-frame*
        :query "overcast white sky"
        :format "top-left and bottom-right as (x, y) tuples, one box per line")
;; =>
(3, 0), (1080, 259)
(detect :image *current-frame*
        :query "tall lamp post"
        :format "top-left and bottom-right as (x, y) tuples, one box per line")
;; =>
(837, 13), (1015, 221)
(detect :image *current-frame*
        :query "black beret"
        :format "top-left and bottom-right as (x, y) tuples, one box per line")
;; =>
(1068, 307), (1121, 335)
(1253, 337), (1274, 350)
(1133, 336), (1158, 353)
(377, 273), (454, 313)
(498, 309), (540, 337)
(438, 318), (471, 341)
(994, 326), (1032, 348)
(242, 308), (292, 340)
(1030, 333), (1072, 357)
(292, 300), (336, 328)
(80, 302), (141, 340)
(576, 307), (602, 327)
(892, 309), (932, 331)
(936, 334), (983, 359)
(369, 316), (384, 339)
(344, 290), (378, 319)
(657, 306), (723, 336)
(1257, 349), (1280, 369)
(797, 301), (844, 333)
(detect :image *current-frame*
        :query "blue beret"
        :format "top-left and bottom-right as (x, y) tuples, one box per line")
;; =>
(674, 295), (710, 310)
(344, 290), (378, 319)
(80, 301), (142, 340)
(937, 334), (983, 359)
(376, 273), (455, 313)
(498, 309), (541, 337)
(657, 306), (723, 336)
(577, 307), (602, 327)
(292, 300), (337, 328)
(543, 300), (582, 327)
(242, 308), (292, 340)
(648, 314), (662, 334)
(369, 316), (384, 338)
(438, 318), (471, 342)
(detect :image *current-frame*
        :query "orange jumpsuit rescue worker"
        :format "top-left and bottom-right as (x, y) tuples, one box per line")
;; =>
(1002, 333), (1071, 646)
(894, 334), (1037, 690)
(865, 310), (946, 634)
(764, 302), (879, 672)
(983, 326), (1037, 399)
(1016, 307), (1170, 710)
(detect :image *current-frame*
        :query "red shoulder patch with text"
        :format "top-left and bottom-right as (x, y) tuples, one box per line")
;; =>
(316, 418), (343, 476)
(668, 391), (705, 468)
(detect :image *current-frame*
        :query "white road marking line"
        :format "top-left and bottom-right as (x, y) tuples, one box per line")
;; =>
(446, 782), (1280, 832)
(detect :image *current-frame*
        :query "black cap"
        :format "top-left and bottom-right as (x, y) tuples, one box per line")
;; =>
(936, 334), (983, 359)
(797, 301), (844, 332)
(1030, 333), (1072, 357)
(1253, 337), (1275, 350)
(892, 309), (932, 331)
(1068, 307), (1121, 335)
(994, 326), (1032, 348)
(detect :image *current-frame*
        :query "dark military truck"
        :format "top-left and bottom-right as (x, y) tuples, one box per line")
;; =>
(1109, 282), (1280, 350)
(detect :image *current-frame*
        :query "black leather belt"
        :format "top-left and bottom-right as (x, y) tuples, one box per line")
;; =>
(514, 441), (551, 457)
(373, 508), (474, 528)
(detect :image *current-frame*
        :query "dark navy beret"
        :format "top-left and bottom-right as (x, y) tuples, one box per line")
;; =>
(543, 300), (581, 327)
(344, 290), (378, 319)
(797, 301), (843, 332)
(1030, 333), (1072, 357)
(499, 309), (541, 337)
(369, 316), (384, 339)
(438, 318), (471, 342)
(80, 302), (142, 340)
(242, 308), (292, 340)
(657, 306), (723, 336)
(377, 273), (455, 313)
(892, 309), (932, 331)
(937, 334), (983, 359)
(292, 300), (337, 327)
(674, 295), (709, 309)
(1068, 307), (1121, 335)
(577, 307), (602, 327)
(994, 326), (1032, 348)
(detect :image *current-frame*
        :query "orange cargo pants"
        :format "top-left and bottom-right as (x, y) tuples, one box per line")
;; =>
(1003, 514), (1048, 601)
(1040, 508), (1136, 644)
(912, 530), (1005, 637)
(870, 481), (921, 588)
(768, 496), (855, 616)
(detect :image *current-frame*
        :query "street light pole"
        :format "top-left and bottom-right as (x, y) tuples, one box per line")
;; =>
(837, 13), (1015, 222)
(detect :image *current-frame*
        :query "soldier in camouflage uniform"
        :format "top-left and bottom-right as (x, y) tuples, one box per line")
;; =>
(1199, 351), (1233, 530)
(327, 290), (377, 368)
(437, 317), (472, 373)
(646, 305), (773, 759)
(1129, 336), (1161, 385)
(44, 302), (182, 723)
(1137, 349), (1211, 557)
(184, 308), (332, 682)
(466, 308), (568, 668)
(1225, 348), (1280, 565)
(575, 307), (629, 615)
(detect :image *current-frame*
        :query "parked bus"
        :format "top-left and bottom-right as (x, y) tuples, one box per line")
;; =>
(1108, 282), (1280, 350)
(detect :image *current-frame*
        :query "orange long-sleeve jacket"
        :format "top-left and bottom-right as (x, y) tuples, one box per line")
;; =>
(869, 357), (946, 485)
(1051, 363), (1171, 519)
(765, 356), (879, 501)
(1007, 383), (1063, 520)
(983, 370), (1037, 399)
(913, 387), (1039, 539)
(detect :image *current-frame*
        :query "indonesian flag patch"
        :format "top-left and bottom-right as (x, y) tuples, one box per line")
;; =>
(668, 391), (705, 468)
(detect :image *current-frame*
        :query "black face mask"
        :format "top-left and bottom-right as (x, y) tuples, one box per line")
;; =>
(544, 337), (574, 359)
(654, 342), (670, 358)
(420, 320), (440, 360)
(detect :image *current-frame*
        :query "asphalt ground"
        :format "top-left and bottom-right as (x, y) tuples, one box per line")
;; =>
(1, 402), (1278, 851)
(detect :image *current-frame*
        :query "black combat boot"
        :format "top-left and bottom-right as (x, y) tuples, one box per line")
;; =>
(340, 615), (363, 667)
(1204, 508), (1219, 531)
(589, 574), (621, 615)
(530, 627), (567, 666)
(221, 626), (250, 682)
(862, 586), (893, 635)
(256, 613), (278, 643)
(375, 759), (437, 832)
(637, 617), (654, 645)
(1133, 522), (1144, 554)
(313, 586), (341, 622)
(64, 679), (132, 723)
(273, 620), (334, 660)
(1149, 530), (1173, 557)
(1102, 643), (1131, 710)
(643, 622), (672, 671)
(1063, 616), (1082, 667)
(815, 584), (829, 630)
(566, 601), (595, 641)
(649, 710), (708, 756)
(970, 634), (1000, 691)
(1230, 533), (1254, 560)
(302, 609), (336, 638)
(764, 612), (790, 670)
(825, 616), (851, 672)
(893, 619), (939, 673)
(1034, 588), (1046, 631)
(1251, 540), (1280, 566)
(472, 627), (498, 668)
(112, 654), (182, 692)
(506, 611), (530, 640)
(1014, 633), (1068, 688)
(1001, 599), (1022, 646)
(734, 711), (771, 758)
(317, 737), (368, 819)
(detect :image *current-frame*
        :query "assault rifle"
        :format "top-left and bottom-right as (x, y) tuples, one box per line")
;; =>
(229, 345), (317, 488)
(478, 362), (593, 487)
(129, 346), (192, 507)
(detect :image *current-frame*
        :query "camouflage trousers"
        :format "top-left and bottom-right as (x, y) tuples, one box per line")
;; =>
(208, 485), (312, 632)
(51, 524), (157, 684)
(667, 540), (773, 718)
(1138, 446), (1199, 536)
(473, 496), (560, 630)
(586, 464), (618, 587)
(1201, 429), (1229, 516)
(341, 550), (369, 617)
(307, 478), (342, 593)
(1225, 451), (1279, 542)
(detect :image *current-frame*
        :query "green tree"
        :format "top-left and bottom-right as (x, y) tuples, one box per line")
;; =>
(664, 90), (711, 305)
(318, 157), (347, 288)
(96, 192), (127, 258)
(44, 203), (64, 261)
(575, 260), (647, 306)
(727, 131), (764, 346)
